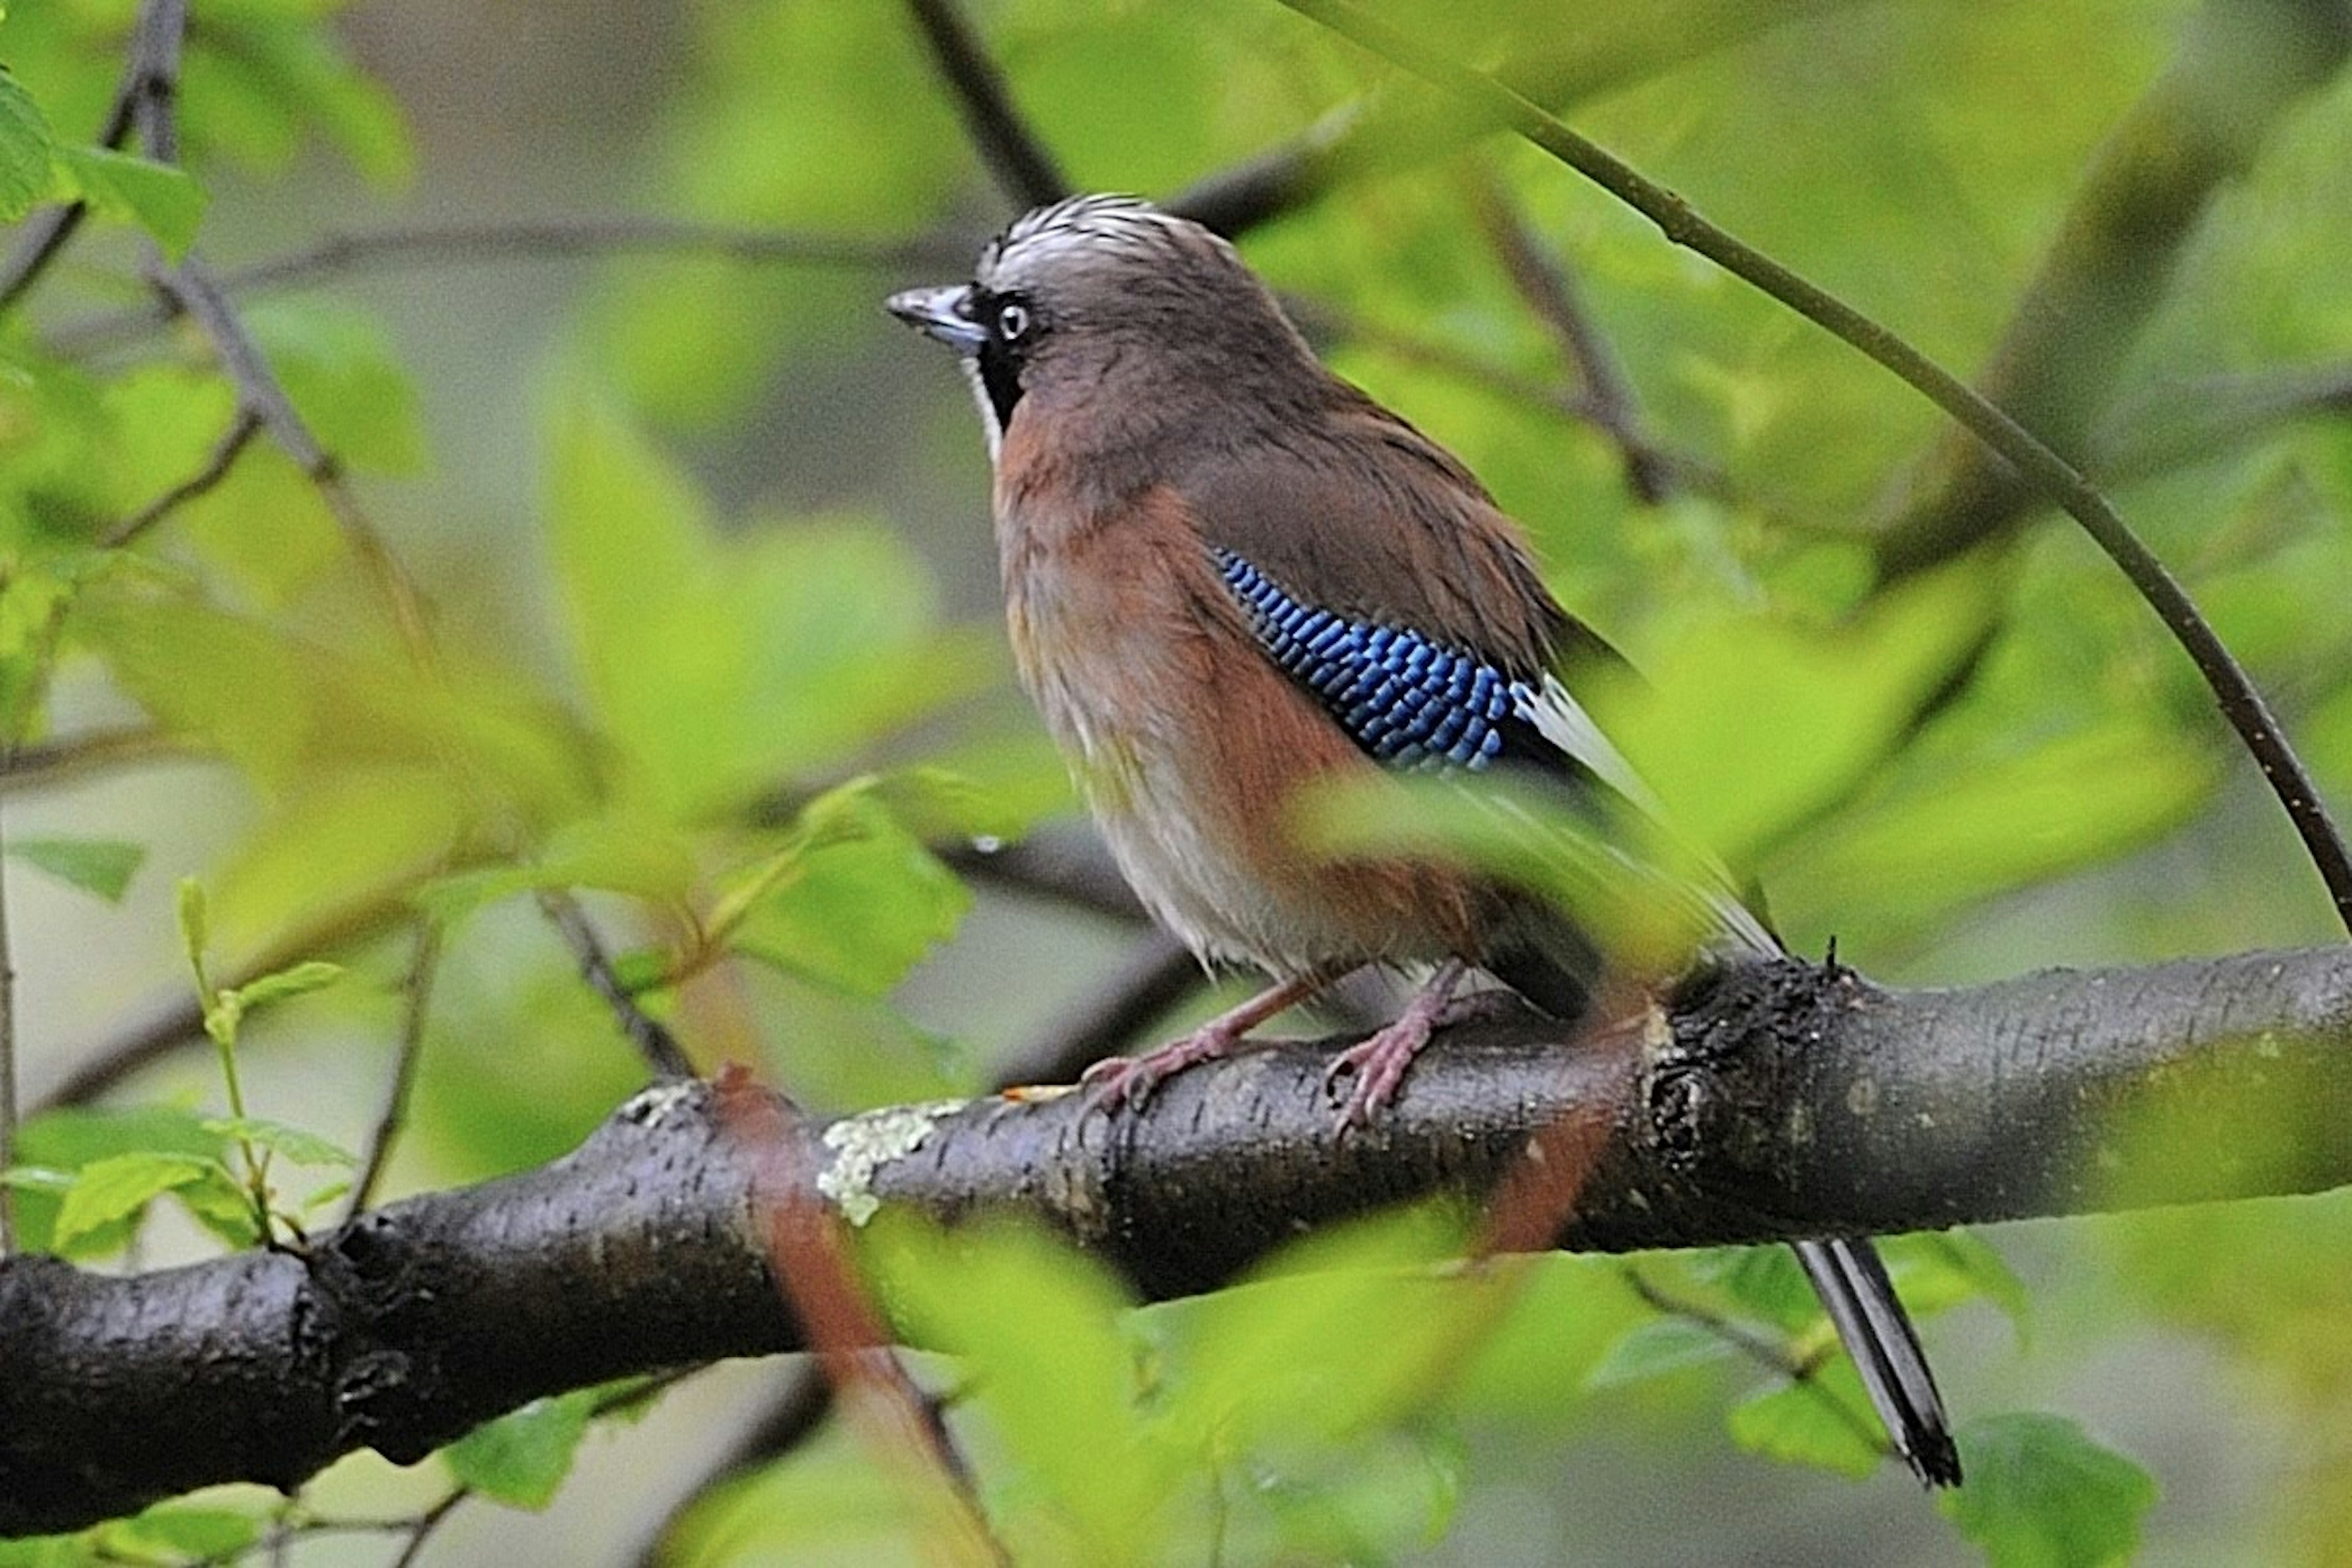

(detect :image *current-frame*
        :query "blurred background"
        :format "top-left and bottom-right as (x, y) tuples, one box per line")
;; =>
(5, 0), (2352, 1562)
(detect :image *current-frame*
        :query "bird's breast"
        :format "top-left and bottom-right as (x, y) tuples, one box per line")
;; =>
(993, 483), (1488, 974)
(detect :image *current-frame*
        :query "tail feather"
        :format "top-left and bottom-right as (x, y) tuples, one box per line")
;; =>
(1793, 1235), (1962, 1487)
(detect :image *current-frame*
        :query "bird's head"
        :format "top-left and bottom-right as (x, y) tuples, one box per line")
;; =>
(886, 194), (1321, 459)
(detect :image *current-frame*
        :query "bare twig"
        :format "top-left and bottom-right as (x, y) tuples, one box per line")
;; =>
(348, 921), (444, 1218)
(0, 725), (179, 799)
(1622, 1268), (1891, 1458)
(903, 0), (1070, 209)
(1468, 171), (1675, 503)
(535, 890), (695, 1079)
(1277, 0), (2352, 938)
(0, 0), (187, 312)
(103, 408), (263, 549)
(144, 260), (439, 660)
(47, 219), (974, 358)
(385, 1488), (466, 1568)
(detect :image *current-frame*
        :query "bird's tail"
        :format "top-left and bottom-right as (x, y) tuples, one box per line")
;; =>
(1793, 1234), (1963, 1487)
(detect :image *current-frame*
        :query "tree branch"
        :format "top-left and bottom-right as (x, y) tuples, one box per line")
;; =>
(6, 945), (2350, 1535)
(902, 0), (1071, 209)
(1276, 0), (2352, 938)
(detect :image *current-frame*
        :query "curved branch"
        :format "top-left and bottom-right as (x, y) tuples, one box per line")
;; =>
(6, 945), (2351, 1535)
(1275, 0), (2352, 938)
(1871, 0), (2352, 581)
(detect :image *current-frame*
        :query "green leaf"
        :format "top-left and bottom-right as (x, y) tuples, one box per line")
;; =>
(869, 1216), (1160, 1557)
(1583, 1315), (1739, 1390)
(1726, 1361), (1887, 1479)
(5, 836), (145, 902)
(1941, 1414), (2158, 1568)
(224, 960), (345, 1014)
(545, 392), (982, 818)
(51, 145), (206, 257)
(49, 1151), (225, 1253)
(98, 1498), (265, 1559)
(725, 784), (971, 997)
(203, 1115), (358, 1170)
(0, 69), (60, 222)
(1885, 1231), (2032, 1339)
(442, 1390), (598, 1510)
(0, 569), (72, 744)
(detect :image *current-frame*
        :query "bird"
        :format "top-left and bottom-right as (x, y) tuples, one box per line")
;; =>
(887, 192), (1961, 1488)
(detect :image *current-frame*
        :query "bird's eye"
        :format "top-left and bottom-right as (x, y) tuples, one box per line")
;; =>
(995, 300), (1031, 342)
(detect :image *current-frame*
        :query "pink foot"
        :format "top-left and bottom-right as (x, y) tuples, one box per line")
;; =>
(1322, 959), (1471, 1129)
(1080, 1021), (1251, 1114)
(1080, 970), (1340, 1116)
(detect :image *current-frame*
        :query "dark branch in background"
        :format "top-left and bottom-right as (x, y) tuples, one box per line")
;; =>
(45, 221), (973, 358)
(1168, 0), (1874, 235)
(0, 725), (178, 799)
(902, 0), (1071, 209)
(0, 0), (186, 311)
(7, 944), (2352, 1535)
(2095, 360), (2352, 483)
(1466, 170), (1676, 503)
(1871, 0), (2352, 581)
(1277, 0), (2352, 938)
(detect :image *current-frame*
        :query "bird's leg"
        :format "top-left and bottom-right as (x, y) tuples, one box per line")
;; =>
(1082, 968), (1339, 1114)
(1323, 958), (1471, 1129)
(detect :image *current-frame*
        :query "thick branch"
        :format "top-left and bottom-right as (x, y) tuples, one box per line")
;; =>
(6, 947), (2351, 1534)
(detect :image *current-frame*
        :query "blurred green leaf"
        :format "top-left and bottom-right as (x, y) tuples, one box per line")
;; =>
(49, 1151), (232, 1254)
(869, 1216), (1160, 1558)
(547, 391), (986, 819)
(1585, 1316), (1740, 1390)
(243, 300), (426, 475)
(1771, 722), (2216, 937)
(442, 1390), (598, 1510)
(51, 145), (206, 257)
(1941, 1414), (2158, 1568)
(6, 835), (144, 902)
(1727, 1360), (1887, 1479)
(724, 783), (972, 997)
(94, 1497), (267, 1561)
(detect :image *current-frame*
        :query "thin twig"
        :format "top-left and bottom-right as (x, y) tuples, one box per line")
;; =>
(386, 1488), (467, 1568)
(0, 724), (177, 799)
(535, 891), (695, 1079)
(347, 921), (443, 1218)
(903, 0), (1070, 208)
(1278, 0), (2352, 938)
(47, 219), (973, 358)
(993, 930), (1202, 1088)
(1623, 1268), (1891, 1458)
(0, 0), (186, 312)
(1467, 170), (1675, 503)
(143, 260), (439, 662)
(103, 408), (263, 549)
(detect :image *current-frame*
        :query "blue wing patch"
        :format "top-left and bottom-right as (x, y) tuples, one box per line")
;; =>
(1215, 547), (1565, 775)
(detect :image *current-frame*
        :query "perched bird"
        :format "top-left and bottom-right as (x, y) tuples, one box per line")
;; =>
(888, 194), (1960, 1487)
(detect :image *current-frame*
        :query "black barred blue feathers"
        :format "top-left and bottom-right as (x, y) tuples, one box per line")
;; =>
(1216, 547), (1551, 774)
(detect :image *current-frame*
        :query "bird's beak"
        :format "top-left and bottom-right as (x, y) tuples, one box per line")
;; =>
(885, 285), (987, 354)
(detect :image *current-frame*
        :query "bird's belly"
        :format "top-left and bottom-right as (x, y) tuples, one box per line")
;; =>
(1005, 545), (1471, 976)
